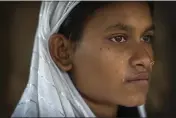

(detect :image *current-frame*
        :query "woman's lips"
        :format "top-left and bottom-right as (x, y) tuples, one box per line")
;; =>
(125, 72), (149, 85)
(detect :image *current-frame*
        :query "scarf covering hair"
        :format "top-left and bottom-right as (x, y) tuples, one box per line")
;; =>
(12, 1), (146, 117)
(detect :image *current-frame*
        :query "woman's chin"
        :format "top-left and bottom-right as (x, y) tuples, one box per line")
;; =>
(123, 101), (145, 107)
(116, 94), (146, 107)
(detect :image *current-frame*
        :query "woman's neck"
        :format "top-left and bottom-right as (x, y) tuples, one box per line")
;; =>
(70, 74), (118, 117)
(83, 96), (118, 118)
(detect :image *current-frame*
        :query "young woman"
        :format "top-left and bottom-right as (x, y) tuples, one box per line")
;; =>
(12, 1), (154, 117)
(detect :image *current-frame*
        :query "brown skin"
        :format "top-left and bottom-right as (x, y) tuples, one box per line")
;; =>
(49, 2), (154, 118)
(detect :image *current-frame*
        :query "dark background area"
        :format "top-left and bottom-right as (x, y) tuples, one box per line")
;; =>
(0, 1), (176, 117)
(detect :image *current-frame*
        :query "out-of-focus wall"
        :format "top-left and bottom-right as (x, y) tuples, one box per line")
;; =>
(0, 2), (40, 117)
(146, 2), (176, 117)
(146, 2), (171, 116)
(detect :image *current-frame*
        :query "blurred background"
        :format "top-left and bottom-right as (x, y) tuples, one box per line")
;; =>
(0, 1), (176, 117)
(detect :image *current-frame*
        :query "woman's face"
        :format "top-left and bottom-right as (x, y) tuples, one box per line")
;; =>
(70, 2), (154, 107)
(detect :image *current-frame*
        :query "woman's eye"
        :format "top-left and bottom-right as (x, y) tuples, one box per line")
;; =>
(109, 35), (127, 43)
(141, 35), (153, 43)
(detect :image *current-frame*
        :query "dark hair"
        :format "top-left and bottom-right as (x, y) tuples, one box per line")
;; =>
(58, 1), (154, 42)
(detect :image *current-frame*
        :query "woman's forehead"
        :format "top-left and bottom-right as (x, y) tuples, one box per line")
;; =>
(83, 2), (152, 34)
(92, 2), (151, 19)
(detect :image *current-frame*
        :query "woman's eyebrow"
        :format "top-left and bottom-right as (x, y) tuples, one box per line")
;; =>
(105, 23), (155, 34)
(104, 23), (133, 32)
(140, 24), (155, 38)
(143, 24), (155, 33)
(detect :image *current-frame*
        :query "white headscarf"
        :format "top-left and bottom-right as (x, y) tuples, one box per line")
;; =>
(12, 1), (146, 117)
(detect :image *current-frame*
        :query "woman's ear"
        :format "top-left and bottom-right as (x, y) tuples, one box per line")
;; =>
(49, 33), (73, 71)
